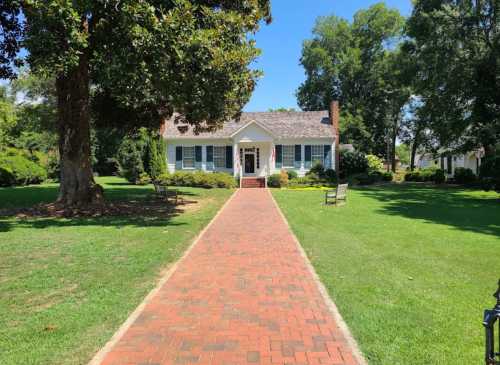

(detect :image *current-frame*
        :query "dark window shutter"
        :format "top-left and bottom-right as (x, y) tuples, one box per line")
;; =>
(206, 146), (213, 162)
(305, 145), (312, 162)
(226, 146), (233, 168)
(295, 145), (301, 162)
(175, 146), (183, 161)
(324, 145), (331, 159)
(195, 146), (202, 162)
(276, 145), (283, 164)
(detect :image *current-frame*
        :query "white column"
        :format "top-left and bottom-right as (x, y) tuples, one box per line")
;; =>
(233, 142), (239, 177)
(269, 142), (275, 175)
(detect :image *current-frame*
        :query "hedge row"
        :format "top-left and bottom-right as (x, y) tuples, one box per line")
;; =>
(0, 150), (48, 187)
(156, 171), (236, 189)
(404, 168), (446, 184)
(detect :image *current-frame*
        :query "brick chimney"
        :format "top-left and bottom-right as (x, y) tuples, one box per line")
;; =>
(329, 100), (340, 174)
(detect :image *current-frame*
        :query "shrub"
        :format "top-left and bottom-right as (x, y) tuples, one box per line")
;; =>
(340, 150), (368, 177)
(46, 154), (60, 180)
(480, 155), (500, 192)
(286, 170), (298, 180)
(0, 152), (47, 185)
(117, 138), (145, 183)
(147, 134), (167, 180)
(404, 168), (445, 184)
(279, 169), (289, 187)
(324, 169), (337, 182)
(267, 174), (281, 188)
(433, 169), (446, 184)
(453, 167), (476, 185)
(307, 163), (325, 177)
(0, 166), (15, 187)
(156, 171), (235, 188)
(381, 171), (393, 182)
(349, 172), (377, 185)
(366, 154), (384, 171)
(288, 176), (317, 188)
(135, 172), (151, 185)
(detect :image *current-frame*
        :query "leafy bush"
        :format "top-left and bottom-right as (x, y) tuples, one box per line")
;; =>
(0, 152), (47, 185)
(156, 171), (236, 188)
(480, 155), (500, 192)
(453, 167), (476, 184)
(287, 176), (317, 188)
(0, 166), (15, 187)
(404, 168), (446, 184)
(307, 163), (325, 178)
(46, 154), (60, 180)
(147, 134), (167, 181)
(136, 172), (151, 185)
(279, 170), (289, 187)
(366, 154), (384, 171)
(433, 169), (446, 184)
(381, 171), (393, 182)
(305, 163), (337, 183)
(286, 170), (298, 180)
(117, 129), (166, 184)
(267, 174), (281, 188)
(117, 137), (145, 183)
(340, 150), (368, 177)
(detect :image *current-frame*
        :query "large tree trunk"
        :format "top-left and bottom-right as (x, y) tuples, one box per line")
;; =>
(56, 51), (103, 207)
(410, 138), (419, 171)
(391, 120), (398, 173)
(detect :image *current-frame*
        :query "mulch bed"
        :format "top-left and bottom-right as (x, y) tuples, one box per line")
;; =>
(0, 199), (185, 219)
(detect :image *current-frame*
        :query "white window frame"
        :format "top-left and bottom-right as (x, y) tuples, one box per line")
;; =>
(182, 146), (195, 169)
(311, 145), (324, 166)
(214, 146), (226, 168)
(282, 145), (295, 168)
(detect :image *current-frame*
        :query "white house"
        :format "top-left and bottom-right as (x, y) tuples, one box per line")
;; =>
(415, 148), (484, 177)
(162, 102), (339, 187)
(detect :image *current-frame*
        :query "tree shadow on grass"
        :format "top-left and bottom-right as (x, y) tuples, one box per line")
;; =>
(0, 184), (206, 233)
(353, 184), (500, 238)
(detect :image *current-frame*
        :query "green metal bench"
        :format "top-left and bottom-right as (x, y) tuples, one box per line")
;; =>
(325, 183), (348, 206)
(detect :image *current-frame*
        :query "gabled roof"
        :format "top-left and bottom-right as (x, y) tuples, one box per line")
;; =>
(229, 120), (276, 138)
(163, 111), (334, 139)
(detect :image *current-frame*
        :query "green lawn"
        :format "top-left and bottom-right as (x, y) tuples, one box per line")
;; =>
(0, 177), (233, 365)
(272, 184), (500, 365)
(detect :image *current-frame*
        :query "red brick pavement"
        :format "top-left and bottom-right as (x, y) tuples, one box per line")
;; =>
(93, 189), (364, 365)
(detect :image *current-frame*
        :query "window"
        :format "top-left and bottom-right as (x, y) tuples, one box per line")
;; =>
(311, 145), (324, 166)
(256, 148), (260, 169)
(282, 145), (295, 168)
(183, 146), (195, 168)
(214, 146), (226, 168)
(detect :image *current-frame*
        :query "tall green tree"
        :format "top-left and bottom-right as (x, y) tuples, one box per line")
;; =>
(406, 0), (500, 157)
(0, 85), (17, 146)
(1, 1), (270, 207)
(297, 3), (406, 160)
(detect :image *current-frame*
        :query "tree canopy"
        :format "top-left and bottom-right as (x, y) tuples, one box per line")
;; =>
(297, 3), (407, 158)
(405, 0), (500, 156)
(0, 0), (271, 206)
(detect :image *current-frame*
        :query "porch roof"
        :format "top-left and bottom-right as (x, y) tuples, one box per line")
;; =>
(163, 111), (334, 140)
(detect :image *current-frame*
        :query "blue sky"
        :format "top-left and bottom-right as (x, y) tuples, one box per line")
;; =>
(244, 0), (413, 112)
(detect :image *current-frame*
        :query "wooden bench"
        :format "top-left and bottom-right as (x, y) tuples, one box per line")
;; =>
(325, 183), (348, 206)
(154, 183), (179, 204)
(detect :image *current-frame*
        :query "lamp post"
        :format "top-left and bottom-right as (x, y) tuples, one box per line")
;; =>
(483, 280), (500, 365)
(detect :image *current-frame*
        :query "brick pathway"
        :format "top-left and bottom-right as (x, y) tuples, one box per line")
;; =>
(93, 189), (364, 365)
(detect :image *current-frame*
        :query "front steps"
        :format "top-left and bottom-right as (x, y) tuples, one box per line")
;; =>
(241, 177), (266, 188)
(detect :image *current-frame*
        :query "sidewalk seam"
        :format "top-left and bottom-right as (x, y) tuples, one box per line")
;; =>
(87, 189), (239, 365)
(267, 188), (368, 365)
